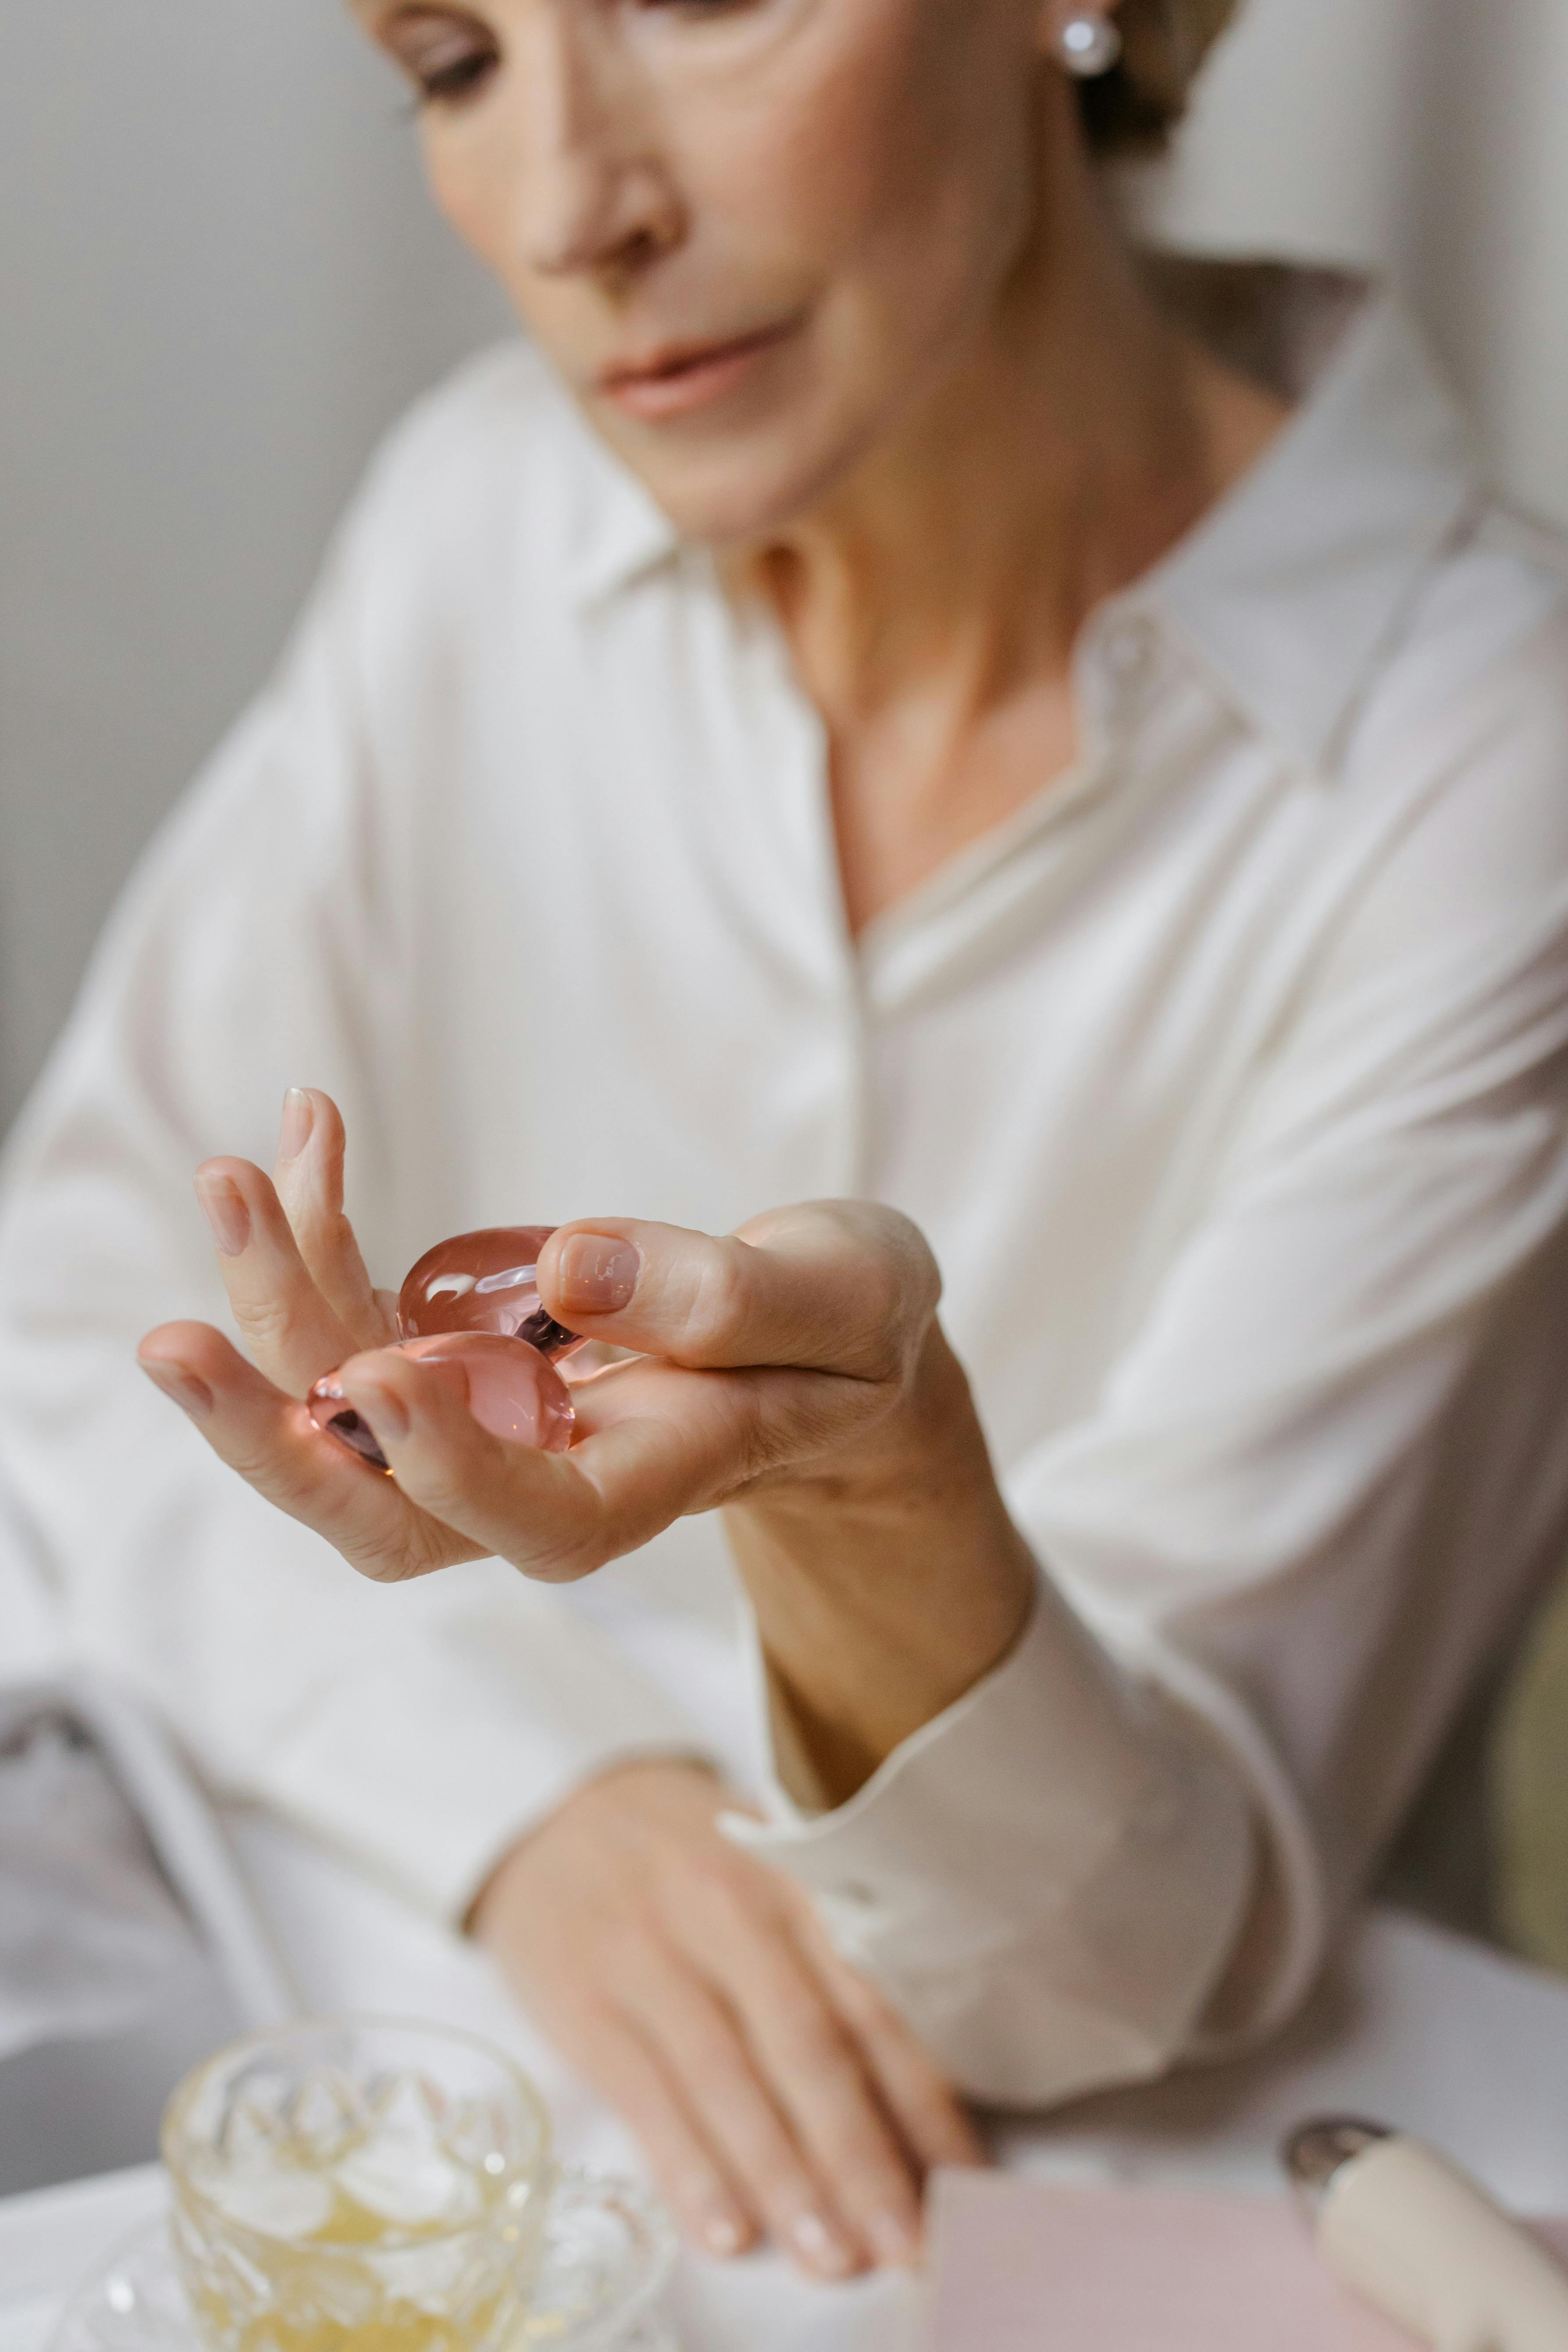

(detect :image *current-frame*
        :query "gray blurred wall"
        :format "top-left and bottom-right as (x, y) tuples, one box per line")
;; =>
(0, 1), (507, 1125)
(2, 0), (1566, 1130)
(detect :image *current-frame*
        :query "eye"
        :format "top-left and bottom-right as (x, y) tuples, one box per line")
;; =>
(379, 9), (501, 108)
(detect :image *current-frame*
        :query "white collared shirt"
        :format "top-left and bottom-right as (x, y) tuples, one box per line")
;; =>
(4, 272), (1568, 2104)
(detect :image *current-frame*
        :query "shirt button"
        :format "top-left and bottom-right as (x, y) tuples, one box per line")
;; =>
(1104, 614), (1157, 683)
(833, 1880), (877, 1908)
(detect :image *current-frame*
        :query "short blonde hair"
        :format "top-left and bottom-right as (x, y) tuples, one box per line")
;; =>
(1077, 0), (1242, 156)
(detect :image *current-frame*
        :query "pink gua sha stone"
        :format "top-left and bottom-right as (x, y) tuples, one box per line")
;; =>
(307, 1227), (585, 1475)
(398, 1227), (588, 1360)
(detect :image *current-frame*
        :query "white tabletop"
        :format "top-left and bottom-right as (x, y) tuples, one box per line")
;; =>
(6, 1807), (1568, 2352)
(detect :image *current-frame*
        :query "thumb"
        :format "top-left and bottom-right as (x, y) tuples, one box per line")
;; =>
(535, 1205), (938, 1381)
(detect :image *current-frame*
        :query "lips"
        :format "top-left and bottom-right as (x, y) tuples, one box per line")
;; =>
(596, 317), (799, 420)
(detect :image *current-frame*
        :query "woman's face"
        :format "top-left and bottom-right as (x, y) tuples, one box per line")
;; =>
(353, 0), (1069, 543)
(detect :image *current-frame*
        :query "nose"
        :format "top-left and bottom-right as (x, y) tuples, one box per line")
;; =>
(512, 9), (682, 281)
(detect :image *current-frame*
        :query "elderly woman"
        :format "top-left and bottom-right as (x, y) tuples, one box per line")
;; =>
(4, 0), (1568, 2285)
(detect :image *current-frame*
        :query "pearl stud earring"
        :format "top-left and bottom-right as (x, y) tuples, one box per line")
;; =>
(1058, 12), (1123, 76)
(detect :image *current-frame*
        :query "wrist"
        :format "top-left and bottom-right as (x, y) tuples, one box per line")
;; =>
(725, 1328), (1037, 1800)
(743, 1321), (997, 1524)
(466, 1755), (724, 1939)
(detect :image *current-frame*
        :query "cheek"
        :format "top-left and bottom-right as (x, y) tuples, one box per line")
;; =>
(418, 126), (518, 287)
(681, 0), (1038, 335)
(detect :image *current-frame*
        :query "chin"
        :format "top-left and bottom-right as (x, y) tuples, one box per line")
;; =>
(583, 348), (902, 545)
(644, 449), (838, 547)
(592, 402), (890, 551)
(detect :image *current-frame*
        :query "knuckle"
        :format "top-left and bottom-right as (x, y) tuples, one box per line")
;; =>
(394, 1458), (476, 1524)
(818, 1967), (883, 2031)
(666, 1847), (748, 1927)
(228, 1291), (299, 1355)
(718, 1384), (794, 1491)
(339, 1539), (430, 1587)
(846, 1313), (909, 1391)
(681, 1244), (753, 1359)
(880, 1207), (942, 1299)
(777, 2006), (852, 2079)
(866, 1218), (942, 1343)
(683, 2010), (750, 2085)
(291, 1211), (350, 1280)
(806, 1939), (890, 2021)
(499, 1518), (617, 1585)
(222, 1436), (294, 1497)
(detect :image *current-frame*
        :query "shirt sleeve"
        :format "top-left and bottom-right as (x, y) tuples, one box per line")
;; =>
(724, 1584), (1254, 2107)
(0, 495), (718, 1925)
(730, 612), (1568, 2105)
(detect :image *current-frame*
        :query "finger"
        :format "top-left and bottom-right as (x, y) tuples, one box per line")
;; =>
(545, 1994), (759, 2262)
(535, 1203), (941, 1382)
(193, 1156), (360, 1396)
(790, 1902), (985, 2177)
(683, 1896), (927, 2267)
(274, 1089), (396, 1351)
(615, 1944), (865, 2278)
(137, 1322), (478, 1583)
(334, 1343), (619, 1578)
(342, 1301), (908, 1584)
(337, 1343), (798, 1577)
(351, 1329), (886, 1580)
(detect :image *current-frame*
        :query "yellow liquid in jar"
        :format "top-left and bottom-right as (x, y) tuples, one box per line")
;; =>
(181, 2127), (530, 2352)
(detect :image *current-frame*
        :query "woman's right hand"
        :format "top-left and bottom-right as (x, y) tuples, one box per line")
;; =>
(472, 1757), (983, 2277)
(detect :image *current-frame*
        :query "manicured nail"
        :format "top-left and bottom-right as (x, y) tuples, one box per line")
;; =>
(866, 2209), (921, 2267)
(139, 1359), (214, 1422)
(411, 1354), (471, 1408)
(278, 1087), (314, 1161)
(699, 2209), (746, 2259)
(555, 1235), (639, 1315)
(194, 1172), (250, 1258)
(788, 2210), (855, 2276)
(348, 1379), (410, 1442)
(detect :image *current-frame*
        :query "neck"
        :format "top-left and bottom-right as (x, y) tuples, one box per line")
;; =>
(731, 104), (1286, 739)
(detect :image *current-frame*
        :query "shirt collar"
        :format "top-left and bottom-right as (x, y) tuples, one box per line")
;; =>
(562, 409), (682, 610)
(563, 272), (1486, 777)
(1140, 279), (1484, 775)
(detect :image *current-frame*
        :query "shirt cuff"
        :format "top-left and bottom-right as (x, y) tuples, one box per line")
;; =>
(720, 1583), (1254, 2107)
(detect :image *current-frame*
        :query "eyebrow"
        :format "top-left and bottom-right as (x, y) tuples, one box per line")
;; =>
(349, 1), (447, 31)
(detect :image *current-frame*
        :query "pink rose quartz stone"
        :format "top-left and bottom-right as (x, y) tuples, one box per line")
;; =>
(398, 1228), (586, 1360)
(307, 1334), (576, 1475)
(308, 1226), (586, 1473)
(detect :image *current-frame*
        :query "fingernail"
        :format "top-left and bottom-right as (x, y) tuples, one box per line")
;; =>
(411, 1354), (470, 1408)
(788, 2210), (855, 2277)
(349, 1379), (410, 1442)
(139, 1359), (214, 1422)
(866, 2209), (921, 2267)
(555, 1235), (639, 1315)
(279, 1087), (314, 1161)
(699, 2209), (746, 2259)
(194, 1172), (250, 1259)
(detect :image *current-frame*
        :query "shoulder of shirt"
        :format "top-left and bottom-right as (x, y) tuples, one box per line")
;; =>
(366, 335), (581, 471)
(333, 336), (609, 573)
(1341, 495), (1568, 793)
